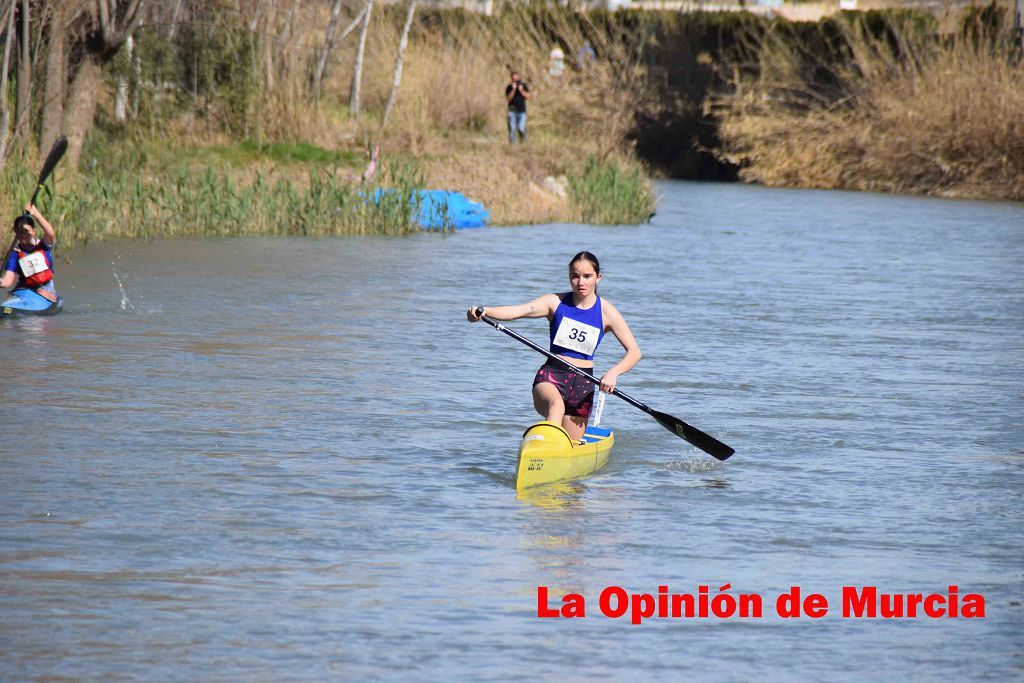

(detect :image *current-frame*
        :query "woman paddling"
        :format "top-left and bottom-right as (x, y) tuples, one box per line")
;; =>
(467, 251), (641, 442)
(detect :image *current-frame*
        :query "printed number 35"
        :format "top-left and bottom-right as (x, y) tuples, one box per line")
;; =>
(569, 328), (587, 342)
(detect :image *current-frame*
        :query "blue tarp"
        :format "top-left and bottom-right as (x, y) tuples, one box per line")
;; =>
(372, 189), (490, 230)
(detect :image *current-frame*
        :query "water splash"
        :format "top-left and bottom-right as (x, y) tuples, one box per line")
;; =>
(665, 457), (726, 473)
(112, 253), (135, 311)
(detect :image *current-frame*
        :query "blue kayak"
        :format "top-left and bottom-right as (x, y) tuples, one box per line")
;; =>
(1, 288), (64, 316)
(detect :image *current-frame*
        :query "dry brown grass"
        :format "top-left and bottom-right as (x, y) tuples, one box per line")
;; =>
(310, 7), (655, 222)
(713, 15), (1024, 200)
(415, 131), (626, 224)
(315, 7), (647, 155)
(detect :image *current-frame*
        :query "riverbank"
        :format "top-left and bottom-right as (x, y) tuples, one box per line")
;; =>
(0, 130), (656, 248)
(627, 6), (1023, 201)
(710, 8), (1024, 200)
(1, 4), (1017, 248)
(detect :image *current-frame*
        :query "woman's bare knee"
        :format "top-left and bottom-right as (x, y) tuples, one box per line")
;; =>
(533, 383), (564, 423)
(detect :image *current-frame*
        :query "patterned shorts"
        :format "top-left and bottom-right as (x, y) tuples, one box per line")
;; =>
(533, 361), (597, 418)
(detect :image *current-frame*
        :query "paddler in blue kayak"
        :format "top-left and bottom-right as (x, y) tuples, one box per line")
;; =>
(467, 251), (642, 441)
(1, 203), (59, 303)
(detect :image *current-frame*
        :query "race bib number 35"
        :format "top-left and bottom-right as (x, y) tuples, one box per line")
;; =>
(553, 317), (601, 356)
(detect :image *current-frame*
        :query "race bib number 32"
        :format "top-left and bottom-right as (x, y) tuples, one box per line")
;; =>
(18, 251), (49, 277)
(553, 317), (601, 356)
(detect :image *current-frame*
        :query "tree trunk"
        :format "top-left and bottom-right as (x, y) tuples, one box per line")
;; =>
(382, 0), (417, 129)
(167, 0), (183, 40)
(114, 35), (132, 123)
(314, 5), (366, 102)
(279, 0), (299, 45)
(62, 57), (102, 172)
(261, 1), (276, 93)
(59, 0), (148, 171)
(314, 0), (342, 101)
(349, 0), (373, 129)
(38, 1), (64, 156)
(0, 0), (17, 169)
(14, 0), (30, 146)
(131, 31), (141, 118)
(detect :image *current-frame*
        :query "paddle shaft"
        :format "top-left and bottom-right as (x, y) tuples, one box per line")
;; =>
(477, 311), (626, 398)
(475, 309), (734, 460)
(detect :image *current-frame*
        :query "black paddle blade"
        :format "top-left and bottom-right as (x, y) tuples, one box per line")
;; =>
(39, 135), (68, 183)
(651, 409), (735, 461)
(27, 135), (68, 208)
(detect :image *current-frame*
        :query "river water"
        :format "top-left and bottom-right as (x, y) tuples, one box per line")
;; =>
(2, 182), (1021, 680)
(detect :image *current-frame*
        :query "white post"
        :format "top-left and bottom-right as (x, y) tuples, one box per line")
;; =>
(589, 385), (606, 427)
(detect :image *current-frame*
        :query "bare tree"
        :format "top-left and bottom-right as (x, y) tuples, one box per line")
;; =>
(0, 0), (17, 168)
(130, 28), (141, 118)
(313, 0), (367, 102)
(278, 0), (300, 45)
(349, 0), (373, 129)
(61, 0), (147, 170)
(313, 0), (344, 101)
(259, 1), (277, 92)
(38, 0), (66, 156)
(14, 0), (30, 147)
(382, 0), (417, 129)
(166, 0), (183, 40)
(237, 0), (267, 32)
(114, 34), (132, 123)
(271, 0), (300, 94)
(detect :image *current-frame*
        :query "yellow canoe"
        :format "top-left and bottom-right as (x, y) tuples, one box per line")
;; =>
(515, 421), (614, 491)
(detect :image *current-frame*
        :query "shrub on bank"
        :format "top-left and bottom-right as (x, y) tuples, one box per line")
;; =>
(568, 156), (656, 225)
(712, 7), (1024, 200)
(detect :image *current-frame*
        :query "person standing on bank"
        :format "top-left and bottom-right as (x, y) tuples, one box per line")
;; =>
(1, 203), (59, 303)
(466, 251), (641, 441)
(505, 70), (531, 144)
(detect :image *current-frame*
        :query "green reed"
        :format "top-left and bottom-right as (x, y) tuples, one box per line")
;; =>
(4, 159), (441, 249)
(567, 156), (656, 225)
